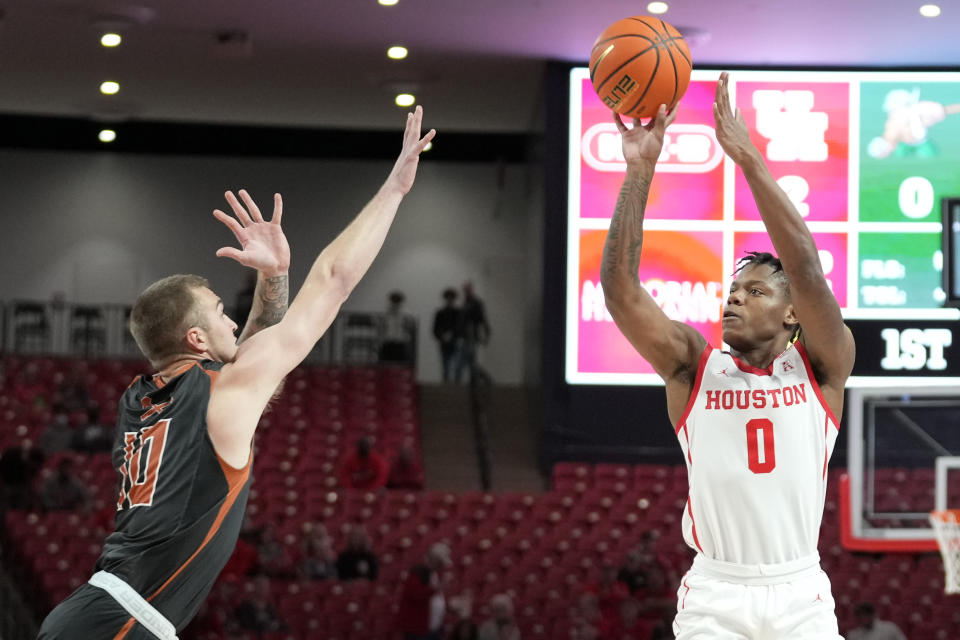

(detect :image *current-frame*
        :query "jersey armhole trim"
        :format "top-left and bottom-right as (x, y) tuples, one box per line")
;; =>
(674, 345), (713, 435)
(795, 342), (840, 431)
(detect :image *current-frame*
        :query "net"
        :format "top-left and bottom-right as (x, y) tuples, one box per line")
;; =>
(930, 510), (960, 594)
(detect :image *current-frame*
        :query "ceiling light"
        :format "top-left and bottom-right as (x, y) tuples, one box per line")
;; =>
(100, 81), (120, 95)
(395, 93), (415, 107)
(98, 129), (117, 143)
(387, 46), (408, 60)
(423, 141), (433, 152)
(919, 3), (941, 16)
(378, 0), (399, 5)
(647, 1), (669, 14)
(100, 33), (122, 47)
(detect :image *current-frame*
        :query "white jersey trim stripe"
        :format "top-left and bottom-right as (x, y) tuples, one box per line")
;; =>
(795, 342), (840, 430)
(674, 345), (713, 435)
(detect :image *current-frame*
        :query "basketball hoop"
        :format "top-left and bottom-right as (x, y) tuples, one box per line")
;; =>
(929, 510), (960, 594)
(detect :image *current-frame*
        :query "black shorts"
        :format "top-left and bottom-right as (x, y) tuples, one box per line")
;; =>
(38, 583), (157, 640)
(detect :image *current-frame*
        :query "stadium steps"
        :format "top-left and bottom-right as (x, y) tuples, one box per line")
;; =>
(419, 383), (544, 492)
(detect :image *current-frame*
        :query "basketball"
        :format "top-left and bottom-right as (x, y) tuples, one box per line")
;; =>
(589, 15), (692, 119)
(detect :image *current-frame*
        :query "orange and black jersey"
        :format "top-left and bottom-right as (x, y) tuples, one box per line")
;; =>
(96, 360), (252, 633)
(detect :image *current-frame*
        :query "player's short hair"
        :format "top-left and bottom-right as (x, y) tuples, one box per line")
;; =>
(129, 274), (210, 367)
(735, 251), (801, 341)
(735, 251), (790, 296)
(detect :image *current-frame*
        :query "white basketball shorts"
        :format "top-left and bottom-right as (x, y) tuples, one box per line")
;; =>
(673, 553), (843, 640)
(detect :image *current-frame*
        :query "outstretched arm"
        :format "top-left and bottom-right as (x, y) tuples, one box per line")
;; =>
(713, 72), (854, 392)
(214, 190), (290, 344)
(207, 107), (435, 467)
(600, 106), (706, 389)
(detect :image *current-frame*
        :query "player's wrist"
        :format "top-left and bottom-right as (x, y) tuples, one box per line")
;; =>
(625, 157), (657, 173)
(736, 149), (766, 176)
(259, 265), (289, 279)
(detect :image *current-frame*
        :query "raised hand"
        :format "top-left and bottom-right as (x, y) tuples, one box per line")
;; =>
(384, 105), (437, 196)
(213, 190), (291, 277)
(614, 104), (677, 166)
(712, 71), (759, 166)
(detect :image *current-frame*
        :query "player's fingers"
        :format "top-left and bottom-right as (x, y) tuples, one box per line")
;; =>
(224, 191), (254, 227)
(654, 104), (668, 130)
(271, 193), (283, 225)
(712, 102), (723, 124)
(716, 72), (729, 112)
(215, 247), (245, 263)
(239, 189), (264, 223)
(613, 112), (628, 133)
(665, 106), (679, 126)
(412, 129), (436, 155)
(213, 209), (244, 239)
(735, 108), (746, 126)
(404, 111), (416, 144)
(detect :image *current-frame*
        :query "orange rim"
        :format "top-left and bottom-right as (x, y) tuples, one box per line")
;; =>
(931, 510), (960, 523)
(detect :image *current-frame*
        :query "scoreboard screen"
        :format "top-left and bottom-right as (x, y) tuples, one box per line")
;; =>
(565, 68), (960, 386)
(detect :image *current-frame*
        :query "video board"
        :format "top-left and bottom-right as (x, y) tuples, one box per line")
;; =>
(566, 68), (960, 385)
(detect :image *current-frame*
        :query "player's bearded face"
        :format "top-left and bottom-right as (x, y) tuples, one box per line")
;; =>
(721, 264), (794, 351)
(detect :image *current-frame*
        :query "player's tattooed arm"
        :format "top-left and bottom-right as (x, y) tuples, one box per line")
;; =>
(212, 188), (292, 344)
(602, 169), (652, 288)
(599, 106), (704, 392)
(239, 273), (289, 341)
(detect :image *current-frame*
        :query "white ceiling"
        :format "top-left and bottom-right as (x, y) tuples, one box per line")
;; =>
(1, 0), (956, 133)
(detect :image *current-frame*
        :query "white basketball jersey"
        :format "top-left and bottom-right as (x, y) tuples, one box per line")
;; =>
(675, 342), (839, 565)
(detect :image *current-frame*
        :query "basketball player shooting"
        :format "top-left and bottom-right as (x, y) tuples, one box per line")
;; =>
(38, 107), (435, 639)
(600, 72), (855, 639)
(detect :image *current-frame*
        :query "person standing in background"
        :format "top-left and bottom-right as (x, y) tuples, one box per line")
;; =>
(432, 288), (460, 382)
(455, 282), (490, 383)
(380, 290), (416, 364)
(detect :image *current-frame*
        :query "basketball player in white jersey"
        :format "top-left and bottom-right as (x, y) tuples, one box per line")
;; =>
(600, 72), (855, 639)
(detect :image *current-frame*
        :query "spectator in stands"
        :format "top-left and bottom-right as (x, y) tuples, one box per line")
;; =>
(649, 608), (675, 640)
(337, 524), (379, 581)
(846, 602), (907, 640)
(478, 593), (521, 640)
(380, 290), (416, 364)
(13, 361), (48, 408)
(255, 522), (292, 577)
(39, 457), (90, 511)
(39, 407), (75, 455)
(52, 362), (91, 412)
(397, 542), (452, 640)
(299, 521), (338, 580)
(448, 619), (478, 640)
(388, 439), (425, 490)
(455, 282), (490, 383)
(338, 436), (390, 490)
(617, 536), (673, 617)
(584, 560), (630, 624)
(569, 593), (602, 640)
(433, 287), (460, 382)
(220, 533), (258, 581)
(74, 405), (112, 453)
(0, 440), (44, 509)
(617, 549), (649, 595)
(600, 598), (648, 640)
(234, 575), (287, 634)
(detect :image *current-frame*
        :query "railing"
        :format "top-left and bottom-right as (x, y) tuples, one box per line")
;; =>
(0, 301), (417, 368)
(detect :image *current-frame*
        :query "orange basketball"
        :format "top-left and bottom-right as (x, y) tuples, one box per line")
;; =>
(589, 15), (692, 119)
